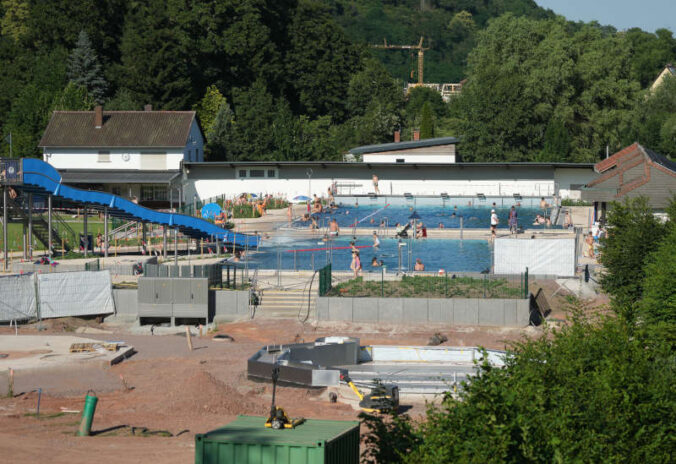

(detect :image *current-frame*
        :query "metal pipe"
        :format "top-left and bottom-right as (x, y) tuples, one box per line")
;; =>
(48, 195), (52, 255)
(173, 228), (178, 266)
(27, 193), (32, 259)
(83, 207), (88, 258)
(3, 187), (7, 271)
(162, 226), (167, 259)
(103, 206), (108, 258)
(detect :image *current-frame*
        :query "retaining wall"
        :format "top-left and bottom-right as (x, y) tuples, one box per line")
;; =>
(213, 290), (250, 322)
(317, 297), (530, 327)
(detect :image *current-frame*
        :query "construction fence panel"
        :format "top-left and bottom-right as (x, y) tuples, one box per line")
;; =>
(493, 238), (575, 277)
(0, 273), (37, 322)
(37, 270), (114, 319)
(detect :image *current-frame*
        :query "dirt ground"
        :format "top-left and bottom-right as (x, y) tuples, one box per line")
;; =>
(0, 285), (606, 463)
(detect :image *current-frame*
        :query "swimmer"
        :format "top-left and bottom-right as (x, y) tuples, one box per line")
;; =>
(414, 258), (425, 271)
(372, 231), (380, 248)
(371, 256), (384, 267)
(438, 222), (445, 229)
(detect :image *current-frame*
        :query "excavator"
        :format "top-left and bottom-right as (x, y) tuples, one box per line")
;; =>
(341, 373), (400, 413)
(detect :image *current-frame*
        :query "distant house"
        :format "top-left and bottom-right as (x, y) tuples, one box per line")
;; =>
(348, 136), (459, 164)
(650, 63), (676, 91)
(39, 105), (205, 207)
(581, 143), (676, 219)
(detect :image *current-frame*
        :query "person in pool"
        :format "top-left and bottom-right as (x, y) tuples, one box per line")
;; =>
(371, 256), (383, 267)
(329, 218), (340, 236)
(372, 231), (380, 248)
(414, 258), (425, 271)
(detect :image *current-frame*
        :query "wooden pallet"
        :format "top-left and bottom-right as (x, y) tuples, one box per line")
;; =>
(69, 342), (119, 353)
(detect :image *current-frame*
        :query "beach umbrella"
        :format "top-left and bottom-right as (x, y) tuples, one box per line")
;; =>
(290, 195), (311, 203)
(408, 210), (421, 220)
(201, 202), (222, 220)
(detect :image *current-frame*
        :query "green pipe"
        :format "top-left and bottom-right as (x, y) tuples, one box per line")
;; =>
(77, 391), (98, 436)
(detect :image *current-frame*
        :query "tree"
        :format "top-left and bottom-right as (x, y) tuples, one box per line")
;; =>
(194, 85), (227, 136)
(362, 306), (675, 463)
(207, 102), (235, 161)
(52, 81), (94, 111)
(67, 30), (108, 104)
(419, 101), (434, 139)
(540, 118), (570, 161)
(599, 197), (668, 318)
(1, 0), (29, 42)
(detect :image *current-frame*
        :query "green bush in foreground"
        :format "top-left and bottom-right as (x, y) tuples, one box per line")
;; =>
(362, 306), (675, 463)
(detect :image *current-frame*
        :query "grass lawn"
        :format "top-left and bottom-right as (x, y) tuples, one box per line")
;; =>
(328, 275), (524, 299)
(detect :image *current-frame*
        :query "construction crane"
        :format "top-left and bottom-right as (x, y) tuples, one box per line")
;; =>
(371, 36), (430, 84)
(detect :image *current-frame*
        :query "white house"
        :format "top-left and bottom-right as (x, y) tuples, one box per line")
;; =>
(38, 105), (204, 207)
(650, 63), (675, 92)
(348, 136), (458, 164)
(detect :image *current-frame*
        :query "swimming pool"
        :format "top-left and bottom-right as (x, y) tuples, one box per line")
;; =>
(242, 236), (492, 272)
(296, 196), (556, 230)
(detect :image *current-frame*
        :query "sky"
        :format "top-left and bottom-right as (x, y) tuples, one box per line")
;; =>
(535, 0), (675, 33)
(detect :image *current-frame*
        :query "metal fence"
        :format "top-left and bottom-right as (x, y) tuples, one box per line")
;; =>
(327, 270), (529, 299)
(143, 263), (222, 287)
(318, 264), (331, 296)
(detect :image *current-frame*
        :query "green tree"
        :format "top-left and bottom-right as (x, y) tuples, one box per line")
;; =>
(599, 197), (668, 317)
(639, 225), (676, 330)
(52, 81), (94, 111)
(540, 118), (570, 161)
(67, 30), (108, 104)
(194, 85), (227, 136)
(105, 88), (139, 110)
(1, 0), (29, 42)
(207, 102), (235, 161)
(419, 101), (434, 138)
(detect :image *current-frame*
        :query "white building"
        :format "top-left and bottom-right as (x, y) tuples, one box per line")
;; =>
(38, 105), (204, 207)
(184, 161), (597, 202)
(349, 136), (458, 164)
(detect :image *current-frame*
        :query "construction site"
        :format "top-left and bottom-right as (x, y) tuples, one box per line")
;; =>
(0, 155), (605, 463)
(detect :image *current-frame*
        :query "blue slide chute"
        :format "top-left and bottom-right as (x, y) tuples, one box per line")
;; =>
(20, 158), (259, 247)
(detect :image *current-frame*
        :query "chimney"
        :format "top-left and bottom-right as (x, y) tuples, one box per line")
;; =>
(94, 105), (103, 129)
(394, 131), (401, 143)
(144, 104), (153, 112)
(413, 130), (420, 141)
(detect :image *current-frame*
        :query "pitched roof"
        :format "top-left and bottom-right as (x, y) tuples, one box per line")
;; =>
(644, 146), (676, 174)
(39, 110), (197, 148)
(593, 142), (676, 176)
(348, 136), (459, 155)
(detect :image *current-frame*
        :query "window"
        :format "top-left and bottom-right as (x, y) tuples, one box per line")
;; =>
(140, 186), (168, 202)
(396, 158), (405, 163)
(237, 167), (278, 178)
(98, 151), (111, 162)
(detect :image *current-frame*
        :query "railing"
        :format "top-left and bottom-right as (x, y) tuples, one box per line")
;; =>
(0, 158), (23, 185)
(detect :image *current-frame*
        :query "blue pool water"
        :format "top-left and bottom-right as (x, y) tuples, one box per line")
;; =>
(295, 196), (556, 230)
(242, 236), (492, 272)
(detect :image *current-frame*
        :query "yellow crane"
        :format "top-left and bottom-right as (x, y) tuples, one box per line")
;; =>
(371, 36), (430, 84)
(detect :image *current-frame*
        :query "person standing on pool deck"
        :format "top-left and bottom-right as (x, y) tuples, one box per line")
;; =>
(372, 231), (380, 248)
(490, 209), (499, 240)
(350, 251), (362, 278)
(508, 206), (518, 235)
(372, 174), (380, 195)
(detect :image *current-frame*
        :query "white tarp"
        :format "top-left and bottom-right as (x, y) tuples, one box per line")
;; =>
(0, 273), (37, 322)
(37, 270), (114, 319)
(494, 238), (576, 277)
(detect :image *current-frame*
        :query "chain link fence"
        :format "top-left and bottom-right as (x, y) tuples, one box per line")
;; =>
(327, 270), (528, 299)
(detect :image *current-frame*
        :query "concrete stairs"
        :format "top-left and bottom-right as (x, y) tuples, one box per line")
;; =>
(254, 288), (316, 319)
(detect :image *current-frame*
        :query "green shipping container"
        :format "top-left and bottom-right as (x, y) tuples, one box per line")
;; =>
(195, 415), (360, 464)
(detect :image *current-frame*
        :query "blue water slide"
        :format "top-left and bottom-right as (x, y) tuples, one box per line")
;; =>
(20, 158), (259, 248)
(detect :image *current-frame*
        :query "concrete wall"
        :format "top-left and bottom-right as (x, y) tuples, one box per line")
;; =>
(317, 296), (530, 327)
(45, 147), (186, 171)
(112, 288), (138, 319)
(213, 290), (250, 322)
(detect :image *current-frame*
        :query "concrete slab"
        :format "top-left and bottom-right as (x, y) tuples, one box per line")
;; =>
(403, 298), (429, 322)
(353, 298), (378, 322)
(327, 297), (353, 321)
(316, 297), (329, 320)
(427, 299), (451, 322)
(0, 335), (134, 372)
(453, 299), (479, 325)
(478, 299), (505, 326)
(378, 298), (403, 322)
